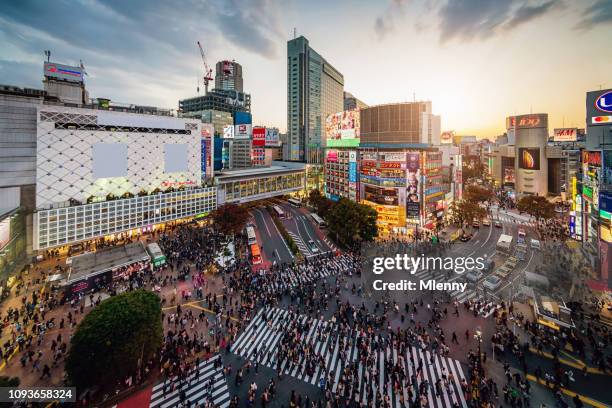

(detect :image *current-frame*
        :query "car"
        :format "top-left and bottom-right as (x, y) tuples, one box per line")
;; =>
(472, 221), (480, 228)
(483, 275), (502, 291)
(459, 234), (472, 242)
(530, 239), (541, 250)
(307, 240), (319, 253)
(482, 219), (491, 226)
(465, 270), (484, 283)
(494, 220), (502, 228)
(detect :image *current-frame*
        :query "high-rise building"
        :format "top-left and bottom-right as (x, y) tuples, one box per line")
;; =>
(215, 60), (243, 92)
(287, 36), (344, 164)
(343, 92), (367, 111)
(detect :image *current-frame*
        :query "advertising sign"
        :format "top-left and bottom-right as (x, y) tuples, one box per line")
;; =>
(440, 131), (454, 144)
(253, 127), (266, 147)
(587, 89), (612, 126)
(364, 186), (398, 206)
(582, 150), (602, 167)
(326, 150), (338, 163)
(326, 110), (360, 147)
(384, 152), (406, 162)
(553, 128), (577, 142)
(515, 114), (548, 129)
(569, 215), (576, 238)
(223, 125), (234, 139)
(506, 116), (516, 130)
(518, 148), (540, 170)
(235, 124), (252, 139)
(406, 152), (420, 216)
(43, 62), (84, 83)
(503, 168), (515, 184)
(348, 151), (358, 183)
(265, 128), (280, 146)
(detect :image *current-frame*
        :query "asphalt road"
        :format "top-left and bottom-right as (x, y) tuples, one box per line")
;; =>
(250, 207), (294, 265)
(274, 201), (333, 257)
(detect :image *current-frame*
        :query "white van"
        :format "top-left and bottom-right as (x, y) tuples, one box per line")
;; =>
(530, 239), (541, 250)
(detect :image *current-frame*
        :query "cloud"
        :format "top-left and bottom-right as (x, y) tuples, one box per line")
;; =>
(575, 0), (612, 30)
(503, 0), (558, 30)
(374, 0), (409, 40)
(437, 0), (563, 43)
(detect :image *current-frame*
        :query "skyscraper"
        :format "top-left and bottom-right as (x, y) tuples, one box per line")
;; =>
(215, 60), (243, 92)
(287, 36), (344, 163)
(343, 91), (368, 111)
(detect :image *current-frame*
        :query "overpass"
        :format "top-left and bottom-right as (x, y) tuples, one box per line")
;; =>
(215, 161), (305, 204)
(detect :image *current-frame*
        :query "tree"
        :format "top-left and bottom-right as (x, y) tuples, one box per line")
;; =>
(211, 203), (250, 235)
(326, 199), (378, 247)
(516, 195), (555, 222)
(464, 185), (494, 205)
(65, 290), (162, 390)
(448, 200), (487, 226)
(308, 189), (335, 218)
(462, 155), (486, 184)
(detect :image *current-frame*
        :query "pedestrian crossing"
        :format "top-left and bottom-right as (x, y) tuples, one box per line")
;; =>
(253, 255), (356, 294)
(491, 214), (537, 227)
(287, 230), (311, 255)
(149, 355), (231, 408)
(231, 307), (468, 408)
(411, 269), (502, 318)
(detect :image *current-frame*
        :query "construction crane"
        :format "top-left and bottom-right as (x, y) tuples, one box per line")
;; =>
(197, 41), (213, 95)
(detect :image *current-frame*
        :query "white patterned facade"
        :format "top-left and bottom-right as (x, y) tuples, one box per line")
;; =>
(36, 106), (201, 209)
(33, 188), (216, 250)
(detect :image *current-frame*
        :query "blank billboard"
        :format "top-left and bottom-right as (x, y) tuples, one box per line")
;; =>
(164, 144), (189, 173)
(92, 143), (128, 179)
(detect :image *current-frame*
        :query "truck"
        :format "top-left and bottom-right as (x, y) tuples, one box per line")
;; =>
(496, 234), (513, 253)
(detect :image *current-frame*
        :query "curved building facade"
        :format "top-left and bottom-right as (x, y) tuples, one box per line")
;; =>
(512, 113), (548, 196)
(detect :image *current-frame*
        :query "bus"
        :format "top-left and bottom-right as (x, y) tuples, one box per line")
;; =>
(147, 242), (166, 268)
(272, 205), (285, 218)
(518, 228), (526, 243)
(250, 244), (262, 265)
(288, 198), (301, 207)
(311, 213), (326, 228)
(246, 225), (257, 245)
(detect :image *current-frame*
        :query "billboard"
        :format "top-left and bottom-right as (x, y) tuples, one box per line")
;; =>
(384, 152), (405, 162)
(265, 128), (280, 146)
(582, 150), (601, 167)
(234, 111), (252, 125)
(364, 186), (398, 206)
(348, 151), (358, 183)
(43, 62), (84, 83)
(506, 116), (516, 130)
(503, 168), (515, 184)
(515, 114), (548, 129)
(234, 124), (252, 139)
(587, 89), (612, 126)
(253, 127), (266, 147)
(325, 110), (360, 147)
(440, 131), (454, 144)
(326, 149), (338, 163)
(223, 125), (234, 139)
(518, 148), (540, 170)
(406, 152), (420, 216)
(553, 128), (577, 142)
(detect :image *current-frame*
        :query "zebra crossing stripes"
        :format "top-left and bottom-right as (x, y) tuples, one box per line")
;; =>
(148, 355), (230, 408)
(492, 214), (536, 227)
(287, 231), (311, 255)
(231, 307), (468, 408)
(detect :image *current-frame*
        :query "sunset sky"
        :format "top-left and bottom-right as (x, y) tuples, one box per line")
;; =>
(1, 0), (611, 138)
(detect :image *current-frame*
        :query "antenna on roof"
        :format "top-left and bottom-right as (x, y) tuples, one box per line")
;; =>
(293, 27), (296, 39)
(44, 50), (51, 62)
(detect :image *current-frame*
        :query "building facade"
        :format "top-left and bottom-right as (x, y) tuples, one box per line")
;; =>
(215, 60), (243, 92)
(287, 36), (344, 163)
(343, 92), (367, 111)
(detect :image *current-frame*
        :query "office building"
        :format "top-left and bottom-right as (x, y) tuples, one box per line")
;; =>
(343, 92), (367, 111)
(179, 89), (251, 119)
(324, 110), (360, 201)
(215, 60), (243, 92)
(287, 36), (344, 163)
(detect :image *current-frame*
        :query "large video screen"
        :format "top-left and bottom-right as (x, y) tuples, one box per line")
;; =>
(326, 110), (360, 147)
(518, 148), (540, 170)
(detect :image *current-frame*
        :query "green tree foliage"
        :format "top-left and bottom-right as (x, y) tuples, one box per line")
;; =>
(448, 200), (487, 226)
(308, 189), (334, 218)
(211, 203), (250, 235)
(65, 290), (163, 390)
(516, 195), (555, 222)
(326, 198), (378, 247)
(462, 155), (486, 184)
